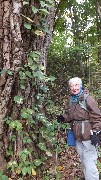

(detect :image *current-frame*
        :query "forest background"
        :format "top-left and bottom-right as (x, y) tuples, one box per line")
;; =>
(0, 0), (101, 179)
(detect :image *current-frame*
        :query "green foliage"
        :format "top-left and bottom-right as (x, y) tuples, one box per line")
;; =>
(24, 23), (32, 29)
(47, 0), (101, 107)
(5, 46), (57, 178)
(22, 0), (54, 34)
(32, 6), (38, 14)
(4, 0), (101, 179)
(0, 172), (8, 180)
(34, 159), (42, 166)
(19, 149), (31, 161)
(14, 96), (23, 104)
(9, 120), (22, 131)
(43, 172), (61, 180)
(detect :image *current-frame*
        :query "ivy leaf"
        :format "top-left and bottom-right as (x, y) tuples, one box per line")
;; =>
(38, 71), (45, 79)
(37, 94), (44, 101)
(10, 135), (16, 142)
(26, 108), (34, 114)
(21, 111), (29, 119)
(40, 1), (53, 8)
(7, 70), (13, 75)
(23, 148), (30, 155)
(28, 166), (32, 174)
(19, 71), (26, 79)
(22, 167), (28, 175)
(34, 51), (41, 56)
(33, 71), (44, 79)
(9, 122), (16, 130)
(39, 8), (49, 15)
(30, 64), (38, 71)
(9, 121), (22, 131)
(25, 71), (33, 78)
(21, 153), (27, 161)
(29, 51), (40, 59)
(40, 1), (46, 7)
(24, 23), (32, 29)
(43, 27), (49, 33)
(32, 6), (38, 14)
(20, 84), (25, 90)
(28, 57), (33, 65)
(1, 175), (8, 180)
(15, 121), (22, 131)
(5, 118), (11, 125)
(40, 85), (49, 92)
(48, 75), (56, 81)
(38, 142), (46, 151)
(46, 151), (52, 157)
(34, 159), (42, 166)
(14, 96), (23, 104)
(27, 138), (32, 143)
(0, 172), (2, 177)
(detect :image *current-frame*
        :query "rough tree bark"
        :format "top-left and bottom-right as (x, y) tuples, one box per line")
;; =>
(0, 0), (55, 173)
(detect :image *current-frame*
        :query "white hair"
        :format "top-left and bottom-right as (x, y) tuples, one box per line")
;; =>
(68, 77), (82, 87)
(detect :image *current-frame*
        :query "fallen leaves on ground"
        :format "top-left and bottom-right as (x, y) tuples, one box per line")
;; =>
(41, 131), (84, 180)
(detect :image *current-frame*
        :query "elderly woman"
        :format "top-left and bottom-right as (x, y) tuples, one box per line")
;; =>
(57, 77), (101, 180)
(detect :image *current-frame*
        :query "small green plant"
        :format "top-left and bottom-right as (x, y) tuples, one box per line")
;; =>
(0, 172), (8, 180)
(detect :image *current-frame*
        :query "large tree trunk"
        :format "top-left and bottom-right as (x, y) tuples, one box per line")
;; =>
(0, 0), (55, 175)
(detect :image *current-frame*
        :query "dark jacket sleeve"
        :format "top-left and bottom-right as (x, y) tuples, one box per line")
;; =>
(86, 95), (101, 130)
(63, 98), (72, 123)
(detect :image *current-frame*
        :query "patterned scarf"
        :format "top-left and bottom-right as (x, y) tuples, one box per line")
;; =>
(71, 89), (83, 103)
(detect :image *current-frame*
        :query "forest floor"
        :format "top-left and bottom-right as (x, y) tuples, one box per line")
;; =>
(41, 130), (101, 180)
(55, 145), (84, 180)
(53, 132), (84, 180)
(41, 131), (84, 180)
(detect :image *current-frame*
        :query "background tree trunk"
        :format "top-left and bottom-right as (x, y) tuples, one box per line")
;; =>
(96, 0), (101, 64)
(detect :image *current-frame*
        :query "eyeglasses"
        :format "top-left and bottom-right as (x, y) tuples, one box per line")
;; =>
(70, 83), (80, 89)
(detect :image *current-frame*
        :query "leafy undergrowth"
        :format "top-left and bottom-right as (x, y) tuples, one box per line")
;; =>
(4, 130), (101, 180)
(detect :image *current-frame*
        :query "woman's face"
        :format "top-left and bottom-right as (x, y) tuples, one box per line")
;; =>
(70, 80), (81, 95)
